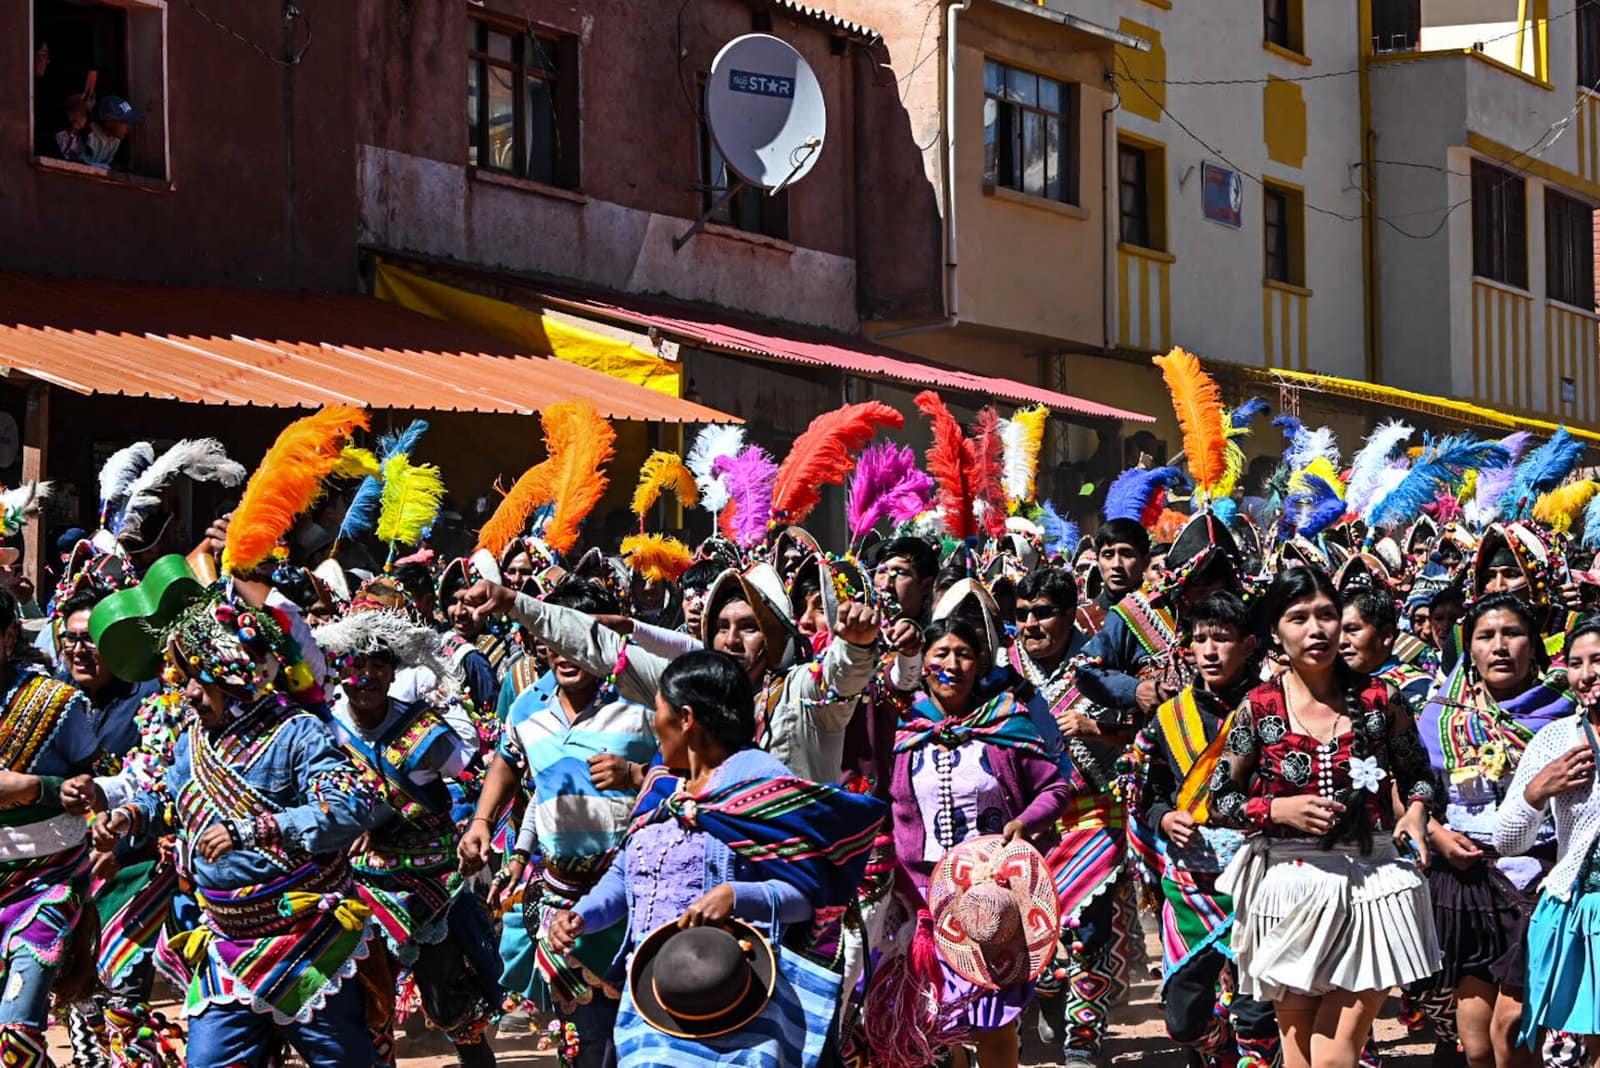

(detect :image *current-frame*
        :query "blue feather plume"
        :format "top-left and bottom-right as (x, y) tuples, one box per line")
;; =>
(1287, 474), (1347, 537)
(1031, 500), (1076, 556)
(1272, 414), (1304, 445)
(1370, 435), (1510, 531)
(1104, 465), (1182, 522)
(1230, 397), (1269, 431)
(1212, 497), (1238, 525)
(377, 419), (430, 461)
(337, 419), (432, 545)
(1583, 491), (1600, 550)
(1500, 427), (1585, 521)
(528, 501), (555, 537)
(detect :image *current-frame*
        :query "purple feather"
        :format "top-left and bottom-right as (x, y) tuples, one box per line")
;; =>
(847, 441), (935, 539)
(713, 446), (778, 548)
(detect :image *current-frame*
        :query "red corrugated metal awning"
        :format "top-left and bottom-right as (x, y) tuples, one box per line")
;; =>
(0, 273), (736, 423)
(526, 284), (1154, 423)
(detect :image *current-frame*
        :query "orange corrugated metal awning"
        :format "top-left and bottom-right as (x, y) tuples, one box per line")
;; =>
(0, 273), (736, 423)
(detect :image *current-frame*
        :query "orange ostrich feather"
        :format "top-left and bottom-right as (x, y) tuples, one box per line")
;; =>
(476, 461), (553, 559)
(621, 533), (693, 583)
(1153, 348), (1227, 499)
(915, 391), (976, 541)
(223, 405), (369, 575)
(541, 401), (616, 555)
(771, 401), (904, 525)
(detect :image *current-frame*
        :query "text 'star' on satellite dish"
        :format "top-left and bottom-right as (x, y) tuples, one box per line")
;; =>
(706, 34), (826, 190)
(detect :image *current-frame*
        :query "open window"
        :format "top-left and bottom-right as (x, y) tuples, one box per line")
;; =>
(695, 76), (788, 240)
(31, 0), (169, 183)
(466, 14), (581, 190)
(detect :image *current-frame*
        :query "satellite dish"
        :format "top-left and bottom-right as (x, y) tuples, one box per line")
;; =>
(705, 34), (826, 190)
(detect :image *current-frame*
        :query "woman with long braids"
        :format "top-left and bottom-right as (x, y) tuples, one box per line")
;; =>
(1497, 615), (1600, 1052)
(1418, 592), (1572, 1068)
(1211, 567), (1440, 1068)
(866, 617), (1071, 1068)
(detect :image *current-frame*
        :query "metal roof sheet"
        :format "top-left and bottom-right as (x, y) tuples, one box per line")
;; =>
(0, 273), (736, 423)
(524, 285), (1154, 423)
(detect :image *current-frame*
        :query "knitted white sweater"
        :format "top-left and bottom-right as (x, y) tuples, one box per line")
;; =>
(1495, 715), (1600, 900)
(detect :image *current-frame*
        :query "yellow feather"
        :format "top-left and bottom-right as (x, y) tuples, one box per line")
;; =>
(1214, 439), (1246, 499)
(1289, 456), (1345, 498)
(376, 454), (446, 549)
(1533, 479), (1598, 534)
(631, 451), (699, 518)
(333, 447), (380, 481)
(621, 533), (692, 583)
(1004, 405), (1049, 504)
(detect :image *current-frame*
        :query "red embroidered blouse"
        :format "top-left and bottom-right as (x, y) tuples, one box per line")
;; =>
(1210, 675), (1438, 838)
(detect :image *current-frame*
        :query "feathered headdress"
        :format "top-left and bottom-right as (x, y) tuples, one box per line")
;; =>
(1000, 405), (1048, 506)
(1154, 348), (1227, 503)
(477, 461), (553, 560)
(337, 419), (431, 548)
(970, 408), (1008, 538)
(1533, 479), (1600, 535)
(1104, 466), (1182, 525)
(223, 405), (370, 576)
(376, 455), (445, 551)
(916, 391), (977, 540)
(540, 402), (616, 555)
(1582, 492), (1600, 550)
(313, 609), (447, 680)
(0, 482), (51, 537)
(1345, 420), (1414, 518)
(631, 451), (699, 526)
(714, 446), (778, 548)
(620, 532), (693, 583)
(1214, 398), (1268, 501)
(687, 424), (747, 514)
(115, 438), (246, 541)
(1501, 427), (1586, 521)
(1028, 499), (1078, 557)
(847, 441), (935, 543)
(771, 401), (903, 526)
(1368, 435), (1509, 531)
(1464, 431), (1534, 529)
(1285, 474), (1346, 538)
(98, 442), (154, 526)
(1229, 398), (1269, 432)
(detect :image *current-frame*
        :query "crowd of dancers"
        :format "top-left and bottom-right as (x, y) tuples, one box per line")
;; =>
(4, 348), (1600, 1068)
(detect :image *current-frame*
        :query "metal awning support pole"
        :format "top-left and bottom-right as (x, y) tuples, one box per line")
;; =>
(673, 180), (749, 252)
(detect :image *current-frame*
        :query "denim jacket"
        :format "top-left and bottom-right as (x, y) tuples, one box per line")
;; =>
(128, 701), (377, 892)
(573, 748), (813, 959)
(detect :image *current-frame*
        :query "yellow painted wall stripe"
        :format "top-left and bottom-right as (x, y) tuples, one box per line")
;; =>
(1118, 251), (1131, 348)
(1263, 288), (1274, 369)
(1138, 259), (1152, 350)
(1298, 292), (1309, 371)
(1158, 262), (1172, 351)
(1474, 287), (1484, 399)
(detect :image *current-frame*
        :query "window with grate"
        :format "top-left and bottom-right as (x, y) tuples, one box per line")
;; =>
(1471, 160), (1527, 289)
(983, 59), (1076, 204)
(1546, 190), (1595, 308)
(1265, 187), (1290, 282)
(467, 16), (579, 188)
(1372, 0), (1421, 53)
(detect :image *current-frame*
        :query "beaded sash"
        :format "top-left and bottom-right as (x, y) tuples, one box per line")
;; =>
(177, 699), (296, 870)
(0, 674), (78, 773)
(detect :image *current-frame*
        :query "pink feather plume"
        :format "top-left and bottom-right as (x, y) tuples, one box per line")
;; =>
(847, 441), (936, 541)
(712, 446), (778, 548)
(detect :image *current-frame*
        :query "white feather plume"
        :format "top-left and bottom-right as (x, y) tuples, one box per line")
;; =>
(1358, 464), (1410, 525)
(1345, 419), (1413, 517)
(999, 418), (1029, 502)
(0, 481), (51, 536)
(313, 609), (447, 679)
(1288, 425), (1340, 475)
(98, 442), (154, 520)
(686, 424), (746, 513)
(116, 439), (247, 536)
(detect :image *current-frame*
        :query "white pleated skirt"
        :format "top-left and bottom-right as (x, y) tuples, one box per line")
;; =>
(1216, 836), (1441, 1002)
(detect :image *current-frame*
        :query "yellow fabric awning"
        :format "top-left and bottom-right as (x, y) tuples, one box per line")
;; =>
(374, 263), (684, 397)
(1220, 365), (1600, 444)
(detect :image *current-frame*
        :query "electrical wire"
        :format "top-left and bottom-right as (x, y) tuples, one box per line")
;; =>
(182, 0), (309, 66)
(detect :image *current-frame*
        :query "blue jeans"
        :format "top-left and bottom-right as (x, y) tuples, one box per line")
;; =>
(185, 977), (376, 1068)
(0, 947), (57, 1029)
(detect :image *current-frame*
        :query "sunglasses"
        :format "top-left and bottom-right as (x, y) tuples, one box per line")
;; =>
(1013, 604), (1063, 623)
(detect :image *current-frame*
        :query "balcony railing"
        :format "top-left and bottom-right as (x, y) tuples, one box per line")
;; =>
(1263, 279), (1310, 370)
(1117, 243), (1173, 353)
